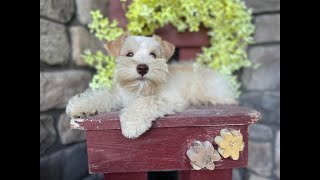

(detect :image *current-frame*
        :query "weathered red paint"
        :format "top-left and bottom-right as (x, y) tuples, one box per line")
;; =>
(75, 105), (260, 174)
(108, 0), (129, 28)
(155, 25), (210, 47)
(104, 172), (147, 180)
(179, 169), (232, 180)
(179, 47), (202, 60)
(87, 125), (248, 173)
(75, 105), (259, 131)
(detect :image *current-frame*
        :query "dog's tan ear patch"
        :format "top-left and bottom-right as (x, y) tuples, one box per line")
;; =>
(153, 34), (175, 60)
(104, 33), (129, 57)
(161, 40), (175, 60)
(152, 34), (162, 43)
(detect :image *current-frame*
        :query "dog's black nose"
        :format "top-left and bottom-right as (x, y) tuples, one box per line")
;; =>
(136, 64), (149, 76)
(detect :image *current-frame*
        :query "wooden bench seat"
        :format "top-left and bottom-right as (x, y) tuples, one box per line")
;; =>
(71, 105), (261, 180)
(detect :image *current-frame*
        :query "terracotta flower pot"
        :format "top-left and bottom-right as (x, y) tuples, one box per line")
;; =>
(108, 0), (210, 61)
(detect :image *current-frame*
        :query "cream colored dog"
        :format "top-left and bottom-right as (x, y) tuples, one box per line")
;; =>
(66, 34), (237, 138)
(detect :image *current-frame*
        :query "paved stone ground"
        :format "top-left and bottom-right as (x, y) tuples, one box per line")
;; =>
(40, 1), (280, 179)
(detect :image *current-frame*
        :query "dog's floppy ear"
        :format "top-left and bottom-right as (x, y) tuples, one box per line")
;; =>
(153, 34), (175, 60)
(104, 33), (129, 57)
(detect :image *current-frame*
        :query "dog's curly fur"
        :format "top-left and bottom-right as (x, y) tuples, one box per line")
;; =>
(66, 34), (237, 138)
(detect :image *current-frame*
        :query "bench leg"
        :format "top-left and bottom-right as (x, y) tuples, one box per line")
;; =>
(104, 172), (148, 180)
(179, 169), (232, 180)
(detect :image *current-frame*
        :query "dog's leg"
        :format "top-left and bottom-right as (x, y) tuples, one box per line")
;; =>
(66, 88), (120, 118)
(120, 96), (179, 139)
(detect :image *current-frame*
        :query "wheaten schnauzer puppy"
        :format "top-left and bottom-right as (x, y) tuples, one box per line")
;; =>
(66, 34), (237, 138)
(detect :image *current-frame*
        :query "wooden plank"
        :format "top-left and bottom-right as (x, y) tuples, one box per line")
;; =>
(155, 24), (210, 47)
(87, 125), (248, 173)
(108, 0), (130, 28)
(72, 105), (260, 130)
(179, 169), (232, 180)
(104, 172), (147, 180)
(179, 47), (202, 60)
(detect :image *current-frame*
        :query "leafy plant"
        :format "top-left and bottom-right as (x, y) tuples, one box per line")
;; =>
(82, 11), (123, 89)
(83, 50), (116, 89)
(84, 0), (255, 98)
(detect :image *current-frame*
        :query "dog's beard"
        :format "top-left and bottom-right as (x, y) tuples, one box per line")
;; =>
(115, 57), (169, 96)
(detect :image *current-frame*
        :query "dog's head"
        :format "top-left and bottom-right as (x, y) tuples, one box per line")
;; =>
(105, 34), (175, 96)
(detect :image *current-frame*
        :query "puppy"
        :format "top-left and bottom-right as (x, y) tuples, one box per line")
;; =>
(66, 34), (237, 138)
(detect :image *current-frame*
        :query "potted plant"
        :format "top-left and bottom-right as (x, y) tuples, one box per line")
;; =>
(83, 0), (255, 97)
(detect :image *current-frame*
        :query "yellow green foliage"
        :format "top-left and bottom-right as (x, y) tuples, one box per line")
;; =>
(82, 50), (116, 89)
(82, 11), (122, 89)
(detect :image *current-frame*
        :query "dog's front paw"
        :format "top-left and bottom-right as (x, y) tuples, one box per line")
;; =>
(119, 113), (153, 139)
(121, 121), (152, 139)
(66, 94), (98, 118)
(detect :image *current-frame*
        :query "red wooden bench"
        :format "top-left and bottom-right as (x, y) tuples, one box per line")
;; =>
(71, 105), (260, 180)
(76, 4), (260, 179)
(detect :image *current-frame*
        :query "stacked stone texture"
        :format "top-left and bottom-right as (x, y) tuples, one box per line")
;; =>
(236, 1), (280, 180)
(40, 0), (279, 180)
(40, 0), (107, 179)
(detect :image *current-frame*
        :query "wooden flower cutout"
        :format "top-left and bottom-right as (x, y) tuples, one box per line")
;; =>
(214, 129), (245, 160)
(186, 140), (221, 170)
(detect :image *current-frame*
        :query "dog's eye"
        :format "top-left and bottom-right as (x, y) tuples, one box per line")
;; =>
(126, 52), (134, 57)
(150, 52), (156, 58)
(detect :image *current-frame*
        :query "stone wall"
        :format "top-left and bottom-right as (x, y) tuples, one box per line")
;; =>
(40, 0), (107, 179)
(237, 0), (280, 180)
(40, 0), (280, 180)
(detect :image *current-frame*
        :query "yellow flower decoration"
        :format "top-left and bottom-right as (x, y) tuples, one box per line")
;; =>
(214, 129), (245, 160)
